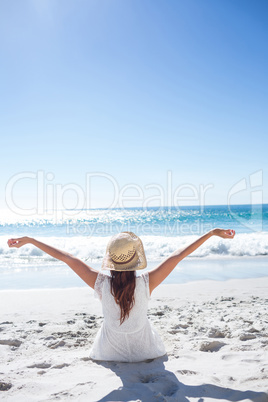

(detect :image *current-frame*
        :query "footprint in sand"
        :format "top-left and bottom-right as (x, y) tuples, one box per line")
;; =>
(51, 390), (73, 400)
(0, 382), (12, 391)
(44, 336), (57, 341)
(207, 327), (226, 338)
(141, 374), (159, 383)
(239, 333), (257, 341)
(27, 363), (51, 369)
(80, 357), (92, 362)
(48, 340), (66, 349)
(0, 339), (22, 347)
(52, 363), (70, 369)
(140, 373), (179, 397)
(67, 320), (76, 324)
(200, 341), (226, 352)
(177, 369), (197, 375)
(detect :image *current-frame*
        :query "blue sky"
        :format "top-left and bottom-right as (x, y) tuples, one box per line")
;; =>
(1, 0), (268, 211)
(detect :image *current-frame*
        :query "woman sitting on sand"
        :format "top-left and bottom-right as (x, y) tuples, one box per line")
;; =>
(7, 228), (235, 362)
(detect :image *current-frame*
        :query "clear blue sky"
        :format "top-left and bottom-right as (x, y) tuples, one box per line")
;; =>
(1, 0), (268, 211)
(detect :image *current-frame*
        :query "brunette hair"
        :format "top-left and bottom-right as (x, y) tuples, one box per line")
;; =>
(110, 271), (136, 325)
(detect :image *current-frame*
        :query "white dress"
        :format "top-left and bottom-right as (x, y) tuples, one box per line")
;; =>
(89, 271), (166, 362)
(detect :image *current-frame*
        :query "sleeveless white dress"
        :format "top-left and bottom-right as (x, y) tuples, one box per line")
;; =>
(89, 271), (166, 362)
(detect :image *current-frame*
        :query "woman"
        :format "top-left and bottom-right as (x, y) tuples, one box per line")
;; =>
(7, 228), (235, 362)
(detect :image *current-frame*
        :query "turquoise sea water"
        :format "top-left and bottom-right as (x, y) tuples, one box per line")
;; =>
(2, 204), (268, 237)
(1, 205), (267, 289)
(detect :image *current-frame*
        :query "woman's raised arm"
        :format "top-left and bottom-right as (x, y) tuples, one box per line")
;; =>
(148, 228), (235, 294)
(7, 237), (98, 289)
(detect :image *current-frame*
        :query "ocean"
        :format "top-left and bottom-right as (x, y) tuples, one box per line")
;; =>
(1, 205), (268, 290)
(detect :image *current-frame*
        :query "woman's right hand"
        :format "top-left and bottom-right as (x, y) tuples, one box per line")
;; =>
(212, 229), (235, 239)
(7, 237), (31, 248)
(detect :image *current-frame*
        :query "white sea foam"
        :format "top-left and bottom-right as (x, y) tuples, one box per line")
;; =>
(1, 232), (268, 269)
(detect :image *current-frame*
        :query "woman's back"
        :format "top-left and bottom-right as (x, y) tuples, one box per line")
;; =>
(90, 271), (166, 362)
(97, 272), (150, 332)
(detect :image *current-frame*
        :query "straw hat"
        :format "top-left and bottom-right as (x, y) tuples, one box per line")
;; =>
(102, 232), (147, 271)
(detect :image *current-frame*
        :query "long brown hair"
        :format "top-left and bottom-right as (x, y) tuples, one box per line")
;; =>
(110, 271), (136, 325)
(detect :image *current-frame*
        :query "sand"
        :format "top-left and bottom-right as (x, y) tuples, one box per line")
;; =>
(0, 277), (267, 401)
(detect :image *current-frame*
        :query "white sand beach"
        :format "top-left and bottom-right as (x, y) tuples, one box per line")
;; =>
(0, 277), (267, 401)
